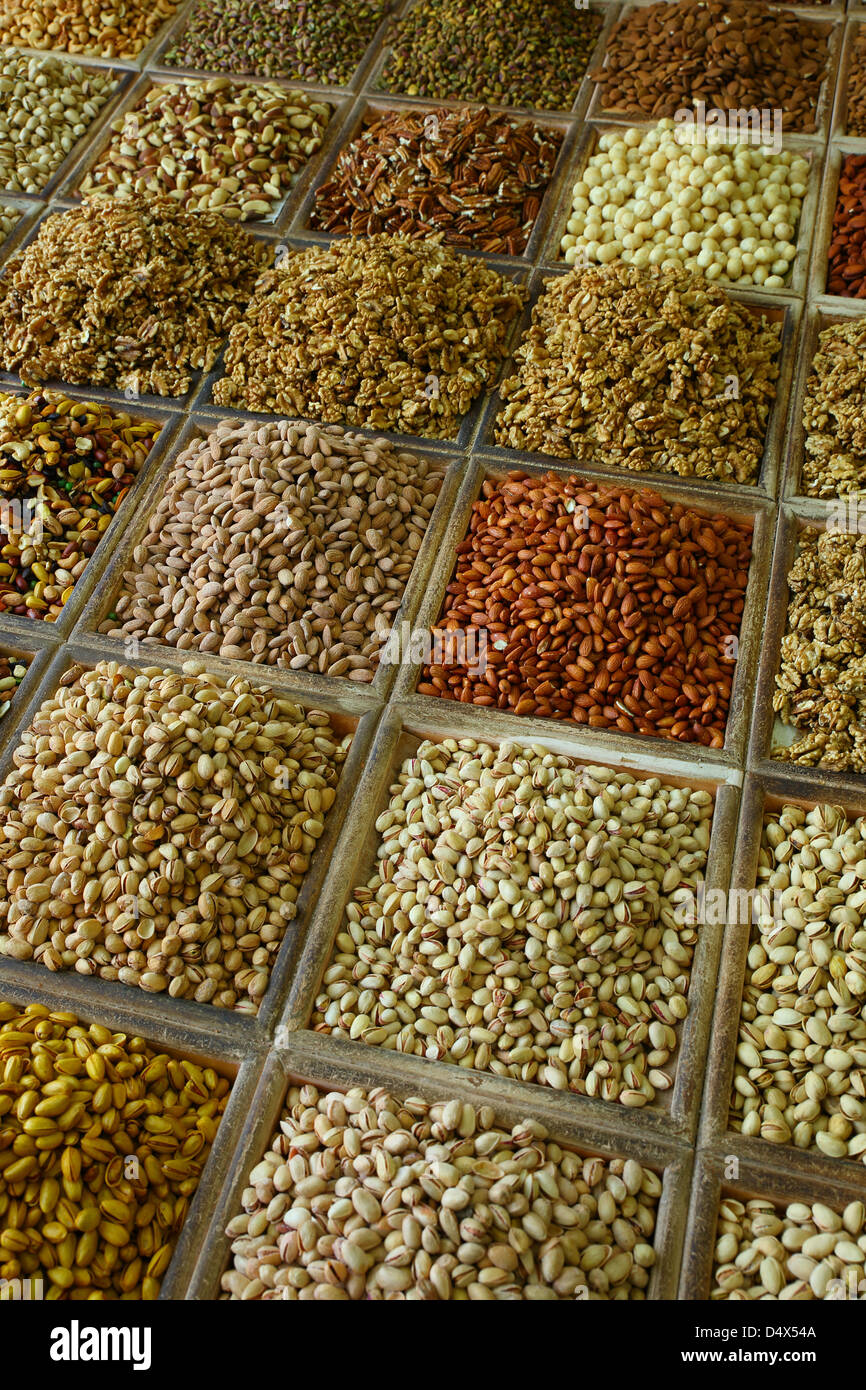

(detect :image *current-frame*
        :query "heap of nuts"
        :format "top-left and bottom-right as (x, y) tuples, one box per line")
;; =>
(97, 419), (446, 680)
(730, 801), (866, 1164)
(311, 106), (563, 256)
(712, 1196), (866, 1300)
(846, 28), (866, 138)
(496, 262), (781, 484)
(0, 390), (158, 621)
(827, 156), (866, 300)
(0, 1001), (230, 1300)
(222, 1084), (661, 1300)
(313, 741), (713, 1107)
(592, 0), (829, 133)
(380, 0), (602, 111)
(79, 80), (332, 221)
(0, 51), (117, 195)
(212, 235), (526, 437)
(0, 0), (178, 59)
(422, 471), (752, 746)
(0, 197), (271, 396)
(801, 317), (866, 498)
(773, 529), (866, 772)
(0, 661), (350, 1012)
(163, 0), (390, 84)
(560, 123), (808, 291)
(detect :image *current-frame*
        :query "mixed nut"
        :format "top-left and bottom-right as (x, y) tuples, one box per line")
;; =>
(79, 80), (332, 222)
(0, 389), (158, 621)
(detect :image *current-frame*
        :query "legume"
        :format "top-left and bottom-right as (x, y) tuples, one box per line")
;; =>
(0, 0), (178, 59)
(712, 1197), (866, 1300)
(0, 1000), (229, 1300)
(0, 197), (271, 396)
(163, 0), (391, 85)
(97, 418), (446, 678)
(311, 106), (562, 256)
(422, 472), (751, 745)
(773, 530), (866, 772)
(826, 157), (866, 300)
(0, 660), (350, 1011)
(0, 51), (116, 195)
(496, 262), (780, 484)
(561, 123), (807, 292)
(212, 235), (525, 437)
(380, 0), (602, 112)
(593, 0), (830, 134)
(313, 741), (711, 1105)
(801, 319), (866, 499)
(79, 80), (332, 222)
(0, 389), (157, 621)
(731, 802), (866, 1165)
(222, 1083), (661, 1300)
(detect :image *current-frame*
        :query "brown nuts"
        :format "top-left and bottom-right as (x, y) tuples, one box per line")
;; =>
(0, 197), (271, 396)
(496, 261), (781, 484)
(421, 470), (752, 747)
(98, 418), (446, 680)
(212, 234), (526, 437)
